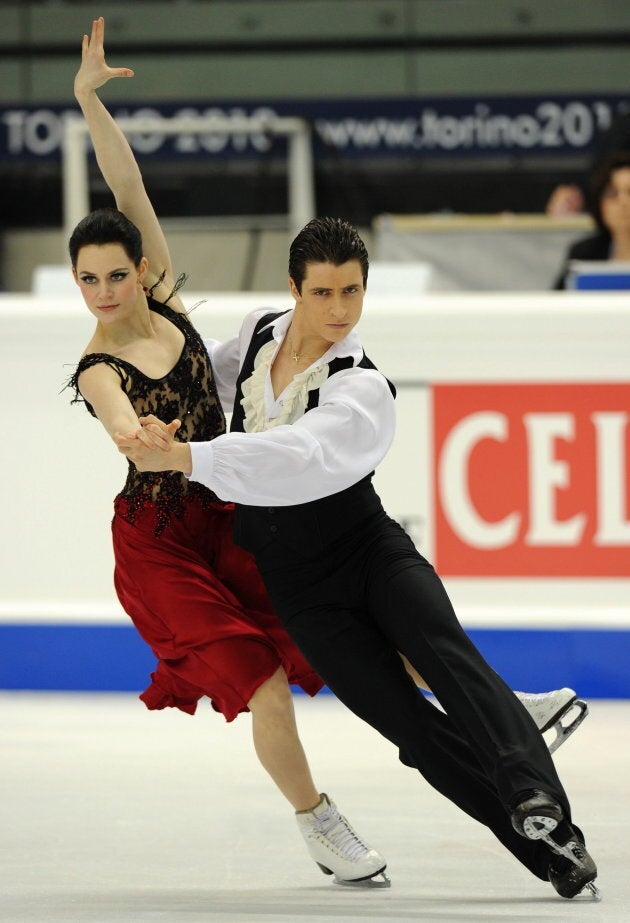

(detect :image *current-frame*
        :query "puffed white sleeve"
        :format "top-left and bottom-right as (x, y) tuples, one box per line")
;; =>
(202, 335), (240, 409)
(203, 308), (275, 409)
(188, 366), (396, 505)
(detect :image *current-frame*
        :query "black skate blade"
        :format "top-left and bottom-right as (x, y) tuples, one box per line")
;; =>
(333, 870), (391, 889)
(548, 700), (589, 754)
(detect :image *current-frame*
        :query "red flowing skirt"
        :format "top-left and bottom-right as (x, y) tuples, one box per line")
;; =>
(112, 495), (323, 720)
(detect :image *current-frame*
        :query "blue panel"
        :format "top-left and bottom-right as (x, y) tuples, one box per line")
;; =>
(572, 273), (630, 290)
(4, 94), (630, 164)
(1, 624), (629, 698)
(467, 629), (629, 698)
(0, 624), (155, 693)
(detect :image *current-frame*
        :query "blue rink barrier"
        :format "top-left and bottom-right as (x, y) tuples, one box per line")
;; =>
(0, 624), (628, 698)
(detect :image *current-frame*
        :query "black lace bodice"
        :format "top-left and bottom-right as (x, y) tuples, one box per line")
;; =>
(68, 297), (226, 534)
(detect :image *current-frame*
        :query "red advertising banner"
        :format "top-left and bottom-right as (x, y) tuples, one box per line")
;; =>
(433, 384), (630, 576)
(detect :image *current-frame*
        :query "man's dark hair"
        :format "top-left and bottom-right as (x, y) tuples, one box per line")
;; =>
(587, 151), (630, 231)
(289, 217), (369, 293)
(69, 207), (143, 267)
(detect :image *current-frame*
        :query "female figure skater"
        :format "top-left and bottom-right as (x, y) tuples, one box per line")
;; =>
(67, 17), (388, 888)
(122, 219), (600, 900)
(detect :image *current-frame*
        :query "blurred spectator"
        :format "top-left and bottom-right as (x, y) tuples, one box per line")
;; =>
(553, 151), (630, 288)
(546, 111), (630, 217)
(545, 184), (585, 217)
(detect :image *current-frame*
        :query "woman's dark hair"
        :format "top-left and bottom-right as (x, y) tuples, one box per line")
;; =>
(587, 151), (630, 230)
(69, 207), (143, 267)
(288, 217), (369, 293)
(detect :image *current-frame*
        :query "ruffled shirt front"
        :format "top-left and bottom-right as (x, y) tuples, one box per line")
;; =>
(240, 338), (329, 432)
(196, 308), (396, 507)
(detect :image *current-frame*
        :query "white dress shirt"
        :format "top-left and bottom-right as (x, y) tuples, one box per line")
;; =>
(192, 308), (396, 506)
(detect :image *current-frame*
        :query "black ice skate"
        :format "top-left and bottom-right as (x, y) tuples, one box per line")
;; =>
(515, 688), (589, 753)
(511, 791), (600, 900)
(548, 833), (600, 900)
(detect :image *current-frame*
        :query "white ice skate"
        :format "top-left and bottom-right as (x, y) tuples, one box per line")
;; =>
(515, 688), (589, 753)
(296, 793), (390, 888)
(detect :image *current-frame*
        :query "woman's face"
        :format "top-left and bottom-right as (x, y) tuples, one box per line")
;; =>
(73, 243), (147, 323)
(600, 166), (630, 237)
(289, 259), (365, 346)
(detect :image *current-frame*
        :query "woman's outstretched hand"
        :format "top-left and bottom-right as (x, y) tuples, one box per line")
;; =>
(115, 416), (192, 474)
(74, 16), (134, 98)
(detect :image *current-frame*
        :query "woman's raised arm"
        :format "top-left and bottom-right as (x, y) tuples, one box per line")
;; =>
(74, 17), (181, 304)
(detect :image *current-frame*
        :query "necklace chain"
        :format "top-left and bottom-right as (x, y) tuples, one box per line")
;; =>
(288, 335), (318, 364)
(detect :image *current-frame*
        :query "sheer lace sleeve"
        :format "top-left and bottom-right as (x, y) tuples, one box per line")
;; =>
(66, 354), (131, 417)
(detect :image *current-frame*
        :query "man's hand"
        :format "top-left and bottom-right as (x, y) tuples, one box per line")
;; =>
(115, 417), (192, 474)
(138, 414), (180, 446)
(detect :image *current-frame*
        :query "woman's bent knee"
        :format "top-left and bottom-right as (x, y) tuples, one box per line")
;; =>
(247, 666), (293, 715)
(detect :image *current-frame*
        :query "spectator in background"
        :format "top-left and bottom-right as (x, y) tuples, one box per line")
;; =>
(553, 151), (630, 288)
(546, 111), (630, 217)
(545, 184), (585, 217)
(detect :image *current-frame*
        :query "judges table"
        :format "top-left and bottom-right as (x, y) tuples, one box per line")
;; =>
(373, 213), (594, 291)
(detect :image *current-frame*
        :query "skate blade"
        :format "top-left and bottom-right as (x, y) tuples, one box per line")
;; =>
(521, 818), (599, 901)
(584, 881), (602, 901)
(333, 871), (391, 889)
(522, 814), (563, 845)
(548, 700), (589, 754)
(523, 816), (584, 865)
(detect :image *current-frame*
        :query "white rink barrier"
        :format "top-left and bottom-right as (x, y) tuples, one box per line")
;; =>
(1, 290), (629, 695)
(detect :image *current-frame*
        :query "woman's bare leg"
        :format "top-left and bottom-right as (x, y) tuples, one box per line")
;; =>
(400, 652), (429, 689)
(247, 666), (319, 811)
(248, 666), (389, 884)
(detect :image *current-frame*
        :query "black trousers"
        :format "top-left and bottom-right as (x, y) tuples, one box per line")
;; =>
(253, 509), (572, 881)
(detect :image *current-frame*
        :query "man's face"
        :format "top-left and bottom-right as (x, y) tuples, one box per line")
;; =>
(289, 260), (365, 346)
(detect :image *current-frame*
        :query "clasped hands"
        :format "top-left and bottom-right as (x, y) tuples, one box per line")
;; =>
(115, 414), (192, 474)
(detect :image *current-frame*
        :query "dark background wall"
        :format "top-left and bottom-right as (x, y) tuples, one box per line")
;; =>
(2, 0), (630, 229)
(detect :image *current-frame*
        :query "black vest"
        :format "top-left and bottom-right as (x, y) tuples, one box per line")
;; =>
(230, 311), (394, 561)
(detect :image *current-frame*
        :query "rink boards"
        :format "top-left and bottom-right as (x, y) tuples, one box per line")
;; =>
(1, 290), (628, 696)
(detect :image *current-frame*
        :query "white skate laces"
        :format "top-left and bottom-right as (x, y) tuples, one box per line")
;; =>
(296, 793), (390, 887)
